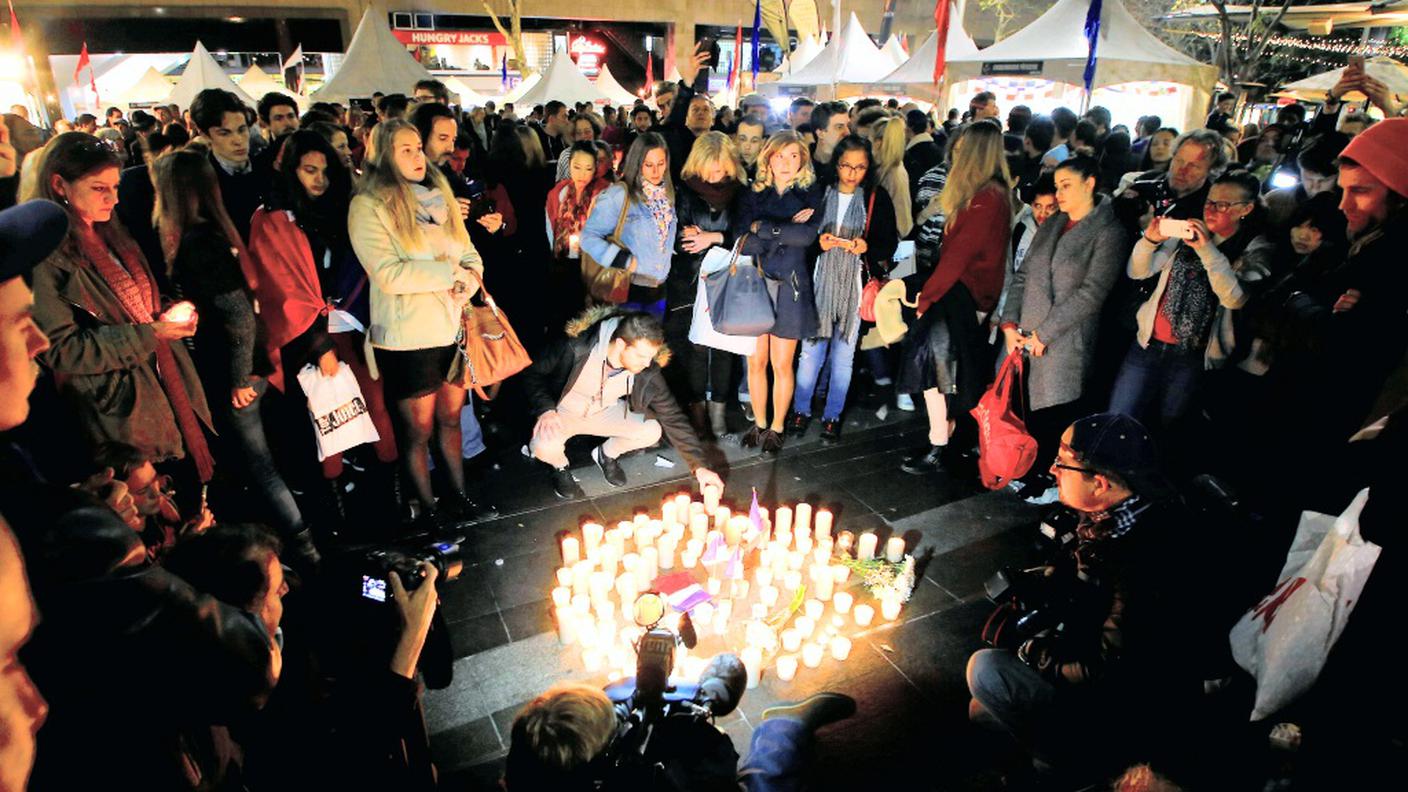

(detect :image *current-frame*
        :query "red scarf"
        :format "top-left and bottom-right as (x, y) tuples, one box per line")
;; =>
(75, 221), (216, 482)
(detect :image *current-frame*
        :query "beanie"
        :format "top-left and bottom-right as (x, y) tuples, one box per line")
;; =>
(1339, 117), (1408, 199)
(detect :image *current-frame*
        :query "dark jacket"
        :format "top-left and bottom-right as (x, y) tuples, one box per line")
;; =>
(117, 163), (166, 291)
(522, 307), (707, 472)
(658, 80), (699, 185)
(667, 178), (742, 309)
(171, 223), (272, 399)
(903, 134), (945, 216)
(857, 184), (902, 271)
(211, 153), (270, 242)
(734, 183), (823, 339)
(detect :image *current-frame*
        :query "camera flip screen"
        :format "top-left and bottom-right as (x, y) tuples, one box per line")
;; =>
(361, 575), (388, 602)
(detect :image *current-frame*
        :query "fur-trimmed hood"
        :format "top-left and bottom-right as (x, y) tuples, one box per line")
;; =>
(563, 306), (672, 367)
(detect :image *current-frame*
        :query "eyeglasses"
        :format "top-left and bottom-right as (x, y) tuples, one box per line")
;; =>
(1204, 200), (1252, 213)
(1051, 461), (1096, 475)
(836, 163), (869, 173)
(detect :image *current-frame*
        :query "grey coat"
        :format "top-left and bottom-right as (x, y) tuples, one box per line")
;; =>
(998, 197), (1127, 411)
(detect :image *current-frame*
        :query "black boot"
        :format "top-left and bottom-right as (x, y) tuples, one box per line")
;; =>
(281, 527), (322, 578)
(707, 401), (729, 438)
(687, 401), (713, 441)
(901, 445), (947, 475)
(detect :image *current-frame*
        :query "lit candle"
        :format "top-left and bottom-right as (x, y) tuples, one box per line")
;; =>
(830, 636), (852, 661)
(569, 233), (581, 255)
(795, 502), (812, 537)
(599, 546), (620, 579)
(638, 547), (658, 589)
(582, 522), (604, 557)
(554, 606), (576, 644)
(814, 508), (833, 540)
(781, 628), (802, 652)
(572, 561), (592, 597)
(615, 573), (637, 606)
(795, 616), (816, 639)
(561, 536), (580, 565)
(582, 648), (603, 671)
(606, 527), (625, 555)
(730, 579), (750, 600)
(857, 532), (878, 561)
(690, 513), (709, 542)
(552, 586), (572, 608)
(702, 484), (721, 513)
(797, 534), (813, 555)
(674, 493), (690, 518)
(885, 536), (906, 563)
(801, 642), (824, 668)
(882, 596), (902, 621)
(707, 577), (722, 596)
(161, 300), (197, 323)
(618, 521), (634, 541)
(724, 515), (745, 547)
(634, 512), (649, 526)
(783, 570), (803, 592)
(589, 571), (611, 603)
(759, 585), (779, 608)
(812, 545), (831, 567)
(776, 654), (799, 681)
(804, 598), (825, 621)
(681, 550), (698, 569)
(755, 566), (774, 588)
(555, 567), (572, 588)
(572, 593), (591, 616)
(853, 604), (875, 627)
(774, 505), (792, 536)
(752, 603), (768, 619)
(742, 647), (762, 688)
(713, 613), (729, 636)
(833, 592), (854, 614)
(713, 506), (730, 532)
(690, 501), (706, 518)
(662, 500), (676, 526)
(657, 535), (677, 570)
(812, 566), (835, 601)
(693, 602), (714, 624)
(833, 565), (850, 584)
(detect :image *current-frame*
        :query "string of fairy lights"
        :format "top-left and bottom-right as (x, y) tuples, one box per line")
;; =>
(1180, 29), (1408, 69)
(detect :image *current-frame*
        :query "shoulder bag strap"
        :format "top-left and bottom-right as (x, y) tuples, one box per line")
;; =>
(861, 189), (881, 281)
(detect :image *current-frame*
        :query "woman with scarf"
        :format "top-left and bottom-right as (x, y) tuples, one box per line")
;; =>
(789, 135), (899, 444)
(545, 142), (610, 339)
(349, 118), (483, 534)
(667, 132), (746, 439)
(1110, 170), (1272, 428)
(581, 132), (678, 313)
(28, 133), (215, 485)
(153, 146), (320, 569)
(248, 130), (400, 526)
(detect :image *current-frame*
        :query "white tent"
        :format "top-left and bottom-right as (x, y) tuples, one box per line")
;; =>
(312, 8), (435, 103)
(880, 36), (909, 69)
(594, 63), (639, 105)
(514, 55), (611, 107)
(944, 0), (1215, 129)
(116, 66), (175, 107)
(237, 65), (296, 103)
(441, 76), (491, 107)
(775, 12), (895, 96)
(166, 41), (257, 109)
(1279, 56), (1408, 101)
(788, 35), (824, 74)
(501, 71), (541, 103)
(879, 18), (979, 86)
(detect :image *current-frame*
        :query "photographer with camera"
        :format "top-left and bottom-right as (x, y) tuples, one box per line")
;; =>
(966, 413), (1194, 782)
(1113, 129), (1225, 236)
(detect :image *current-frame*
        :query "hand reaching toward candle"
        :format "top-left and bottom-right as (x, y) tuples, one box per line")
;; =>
(694, 467), (724, 494)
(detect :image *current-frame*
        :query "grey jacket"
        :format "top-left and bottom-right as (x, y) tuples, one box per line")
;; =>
(999, 197), (1127, 411)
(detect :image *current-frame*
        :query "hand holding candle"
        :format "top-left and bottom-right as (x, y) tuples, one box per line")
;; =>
(155, 301), (198, 339)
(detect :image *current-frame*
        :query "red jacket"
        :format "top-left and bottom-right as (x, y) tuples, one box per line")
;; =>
(917, 182), (1012, 314)
(248, 207), (328, 391)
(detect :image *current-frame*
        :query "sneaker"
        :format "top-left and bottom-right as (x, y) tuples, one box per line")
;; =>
(820, 419), (842, 444)
(896, 393), (915, 412)
(762, 692), (857, 731)
(786, 412), (811, 436)
(437, 492), (484, 527)
(1023, 486), (1061, 505)
(550, 467), (585, 500)
(593, 446), (627, 487)
(900, 445), (946, 475)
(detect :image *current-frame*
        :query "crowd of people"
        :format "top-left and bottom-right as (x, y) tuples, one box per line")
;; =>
(0, 43), (1404, 791)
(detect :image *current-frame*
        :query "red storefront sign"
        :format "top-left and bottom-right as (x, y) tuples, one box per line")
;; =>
(569, 35), (607, 56)
(391, 29), (507, 47)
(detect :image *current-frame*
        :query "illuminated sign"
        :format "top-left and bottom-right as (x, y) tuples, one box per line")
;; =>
(391, 30), (507, 47)
(569, 36), (607, 56)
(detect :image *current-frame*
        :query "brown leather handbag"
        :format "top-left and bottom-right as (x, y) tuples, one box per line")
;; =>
(448, 269), (531, 399)
(579, 193), (635, 304)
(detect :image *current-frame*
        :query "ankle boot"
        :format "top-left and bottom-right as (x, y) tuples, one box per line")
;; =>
(708, 401), (728, 438)
(687, 401), (713, 440)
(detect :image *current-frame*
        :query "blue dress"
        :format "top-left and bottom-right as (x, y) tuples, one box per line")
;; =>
(735, 183), (823, 340)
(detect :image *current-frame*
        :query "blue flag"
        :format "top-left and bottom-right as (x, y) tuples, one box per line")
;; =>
(1082, 0), (1103, 95)
(501, 54), (508, 87)
(750, 0), (761, 82)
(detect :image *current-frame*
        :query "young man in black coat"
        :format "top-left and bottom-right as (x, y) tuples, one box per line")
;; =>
(190, 88), (270, 241)
(522, 309), (723, 499)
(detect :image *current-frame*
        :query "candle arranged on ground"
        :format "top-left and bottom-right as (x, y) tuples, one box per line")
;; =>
(161, 300), (197, 324)
(885, 536), (906, 564)
(561, 536), (580, 565)
(857, 532), (878, 561)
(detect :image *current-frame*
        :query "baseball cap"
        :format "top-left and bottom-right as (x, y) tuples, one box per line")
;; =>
(0, 200), (70, 283)
(1067, 413), (1168, 496)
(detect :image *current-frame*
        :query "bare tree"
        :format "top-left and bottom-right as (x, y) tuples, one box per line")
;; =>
(978, 0), (1019, 41)
(481, 0), (533, 77)
(1208, 0), (1297, 91)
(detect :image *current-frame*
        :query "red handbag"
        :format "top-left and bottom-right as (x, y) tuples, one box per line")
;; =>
(969, 351), (1039, 490)
(856, 190), (884, 323)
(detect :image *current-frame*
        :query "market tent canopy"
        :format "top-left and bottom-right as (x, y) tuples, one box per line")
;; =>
(441, 76), (490, 107)
(880, 36), (909, 69)
(946, 0), (1215, 92)
(515, 55), (611, 107)
(878, 11), (980, 85)
(237, 65), (297, 104)
(788, 35), (824, 73)
(1164, 2), (1408, 31)
(777, 12), (895, 87)
(312, 7), (435, 103)
(166, 41), (257, 110)
(594, 63), (639, 105)
(1280, 56), (1408, 100)
(116, 66), (175, 107)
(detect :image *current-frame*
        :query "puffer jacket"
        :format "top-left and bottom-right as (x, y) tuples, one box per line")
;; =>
(348, 192), (483, 356)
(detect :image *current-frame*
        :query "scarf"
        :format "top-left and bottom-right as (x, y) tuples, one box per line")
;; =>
(812, 186), (868, 339)
(683, 177), (740, 212)
(412, 183), (450, 226)
(1076, 494), (1151, 541)
(1160, 230), (1252, 350)
(640, 180), (675, 255)
(75, 222), (215, 482)
(554, 178), (604, 257)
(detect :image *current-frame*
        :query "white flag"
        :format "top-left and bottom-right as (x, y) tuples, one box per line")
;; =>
(281, 45), (303, 74)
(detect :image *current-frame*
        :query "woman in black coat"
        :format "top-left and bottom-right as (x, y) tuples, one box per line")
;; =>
(668, 132), (746, 439)
(733, 131), (823, 453)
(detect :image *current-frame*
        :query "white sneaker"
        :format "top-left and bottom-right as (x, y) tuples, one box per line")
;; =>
(896, 393), (915, 412)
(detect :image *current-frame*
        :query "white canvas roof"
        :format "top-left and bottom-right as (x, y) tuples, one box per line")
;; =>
(946, 0), (1215, 91)
(879, 10), (980, 85)
(514, 55), (612, 107)
(880, 36), (909, 69)
(594, 63), (639, 105)
(1280, 56), (1408, 100)
(312, 8), (435, 103)
(441, 76), (490, 107)
(501, 72), (540, 103)
(237, 65), (297, 105)
(166, 41), (257, 109)
(777, 12), (894, 87)
(789, 35), (824, 73)
(116, 66), (174, 107)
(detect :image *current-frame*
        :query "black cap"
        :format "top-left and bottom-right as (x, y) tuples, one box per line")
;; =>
(0, 200), (70, 283)
(1067, 413), (1167, 495)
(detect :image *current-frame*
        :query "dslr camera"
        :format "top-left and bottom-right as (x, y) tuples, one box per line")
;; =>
(359, 540), (464, 603)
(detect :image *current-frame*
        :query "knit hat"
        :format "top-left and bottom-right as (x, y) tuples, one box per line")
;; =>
(1067, 413), (1168, 496)
(1339, 117), (1408, 199)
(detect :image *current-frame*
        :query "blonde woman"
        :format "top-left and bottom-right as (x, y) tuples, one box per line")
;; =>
(900, 121), (1015, 474)
(349, 117), (484, 531)
(872, 117), (914, 237)
(733, 131), (822, 453)
(669, 131), (747, 438)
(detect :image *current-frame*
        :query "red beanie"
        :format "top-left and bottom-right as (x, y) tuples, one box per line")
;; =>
(1340, 117), (1408, 199)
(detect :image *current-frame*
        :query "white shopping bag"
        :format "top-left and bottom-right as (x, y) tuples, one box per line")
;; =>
(1229, 488), (1382, 721)
(297, 362), (381, 461)
(688, 245), (759, 356)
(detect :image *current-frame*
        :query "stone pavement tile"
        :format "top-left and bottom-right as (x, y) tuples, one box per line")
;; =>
(499, 598), (554, 642)
(427, 716), (502, 774)
(449, 612), (511, 661)
(439, 566), (499, 624)
(925, 526), (1043, 601)
(803, 660), (946, 787)
(870, 597), (993, 706)
(461, 500), (603, 563)
(436, 761), (506, 792)
(842, 465), (984, 521)
(482, 546), (561, 611)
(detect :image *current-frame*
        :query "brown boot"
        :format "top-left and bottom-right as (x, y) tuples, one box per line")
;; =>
(687, 401), (714, 440)
(708, 401), (728, 438)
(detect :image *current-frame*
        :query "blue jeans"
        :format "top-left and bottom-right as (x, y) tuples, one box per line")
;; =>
(1107, 340), (1204, 426)
(460, 393), (486, 459)
(738, 717), (810, 792)
(222, 378), (304, 537)
(792, 322), (860, 421)
(966, 648), (1056, 747)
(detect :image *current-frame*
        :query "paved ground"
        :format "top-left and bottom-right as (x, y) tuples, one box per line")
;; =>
(424, 400), (1052, 790)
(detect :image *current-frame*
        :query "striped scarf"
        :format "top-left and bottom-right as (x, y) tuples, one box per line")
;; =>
(812, 186), (868, 339)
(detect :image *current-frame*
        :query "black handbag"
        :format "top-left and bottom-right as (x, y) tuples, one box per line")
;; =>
(702, 234), (778, 336)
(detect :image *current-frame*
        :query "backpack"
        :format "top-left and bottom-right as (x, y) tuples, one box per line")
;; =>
(970, 351), (1039, 490)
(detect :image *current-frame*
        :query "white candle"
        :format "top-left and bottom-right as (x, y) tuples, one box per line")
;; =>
(582, 522), (604, 556)
(713, 613), (729, 636)
(554, 606), (576, 644)
(814, 509), (833, 540)
(606, 527), (626, 555)
(795, 616), (816, 639)
(830, 636), (852, 661)
(774, 505), (792, 536)
(752, 603), (768, 619)
(707, 576), (722, 596)
(689, 513), (709, 542)
(724, 515), (746, 547)
(795, 502), (812, 537)
(836, 530), (855, 556)
(781, 628), (802, 652)
(833, 592), (854, 614)
(713, 506), (730, 532)
(787, 551), (805, 571)
(638, 547), (658, 589)
(618, 521), (635, 541)
(833, 565), (851, 584)
(797, 534), (813, 556)
(854, 604), (875, 627)
(783, 570), (803, 592)
(657, 535), (677, 570)
(759, 585), (779, 608)
(615, 573), (637, 604)
(599, 546), (620, 580)
(555, 567), (572, 588)
(561, 536), (580, 565)
(662, 500), (676, 526)
(813, 567), (835, 601)
(776, 654), (798, 681)
(681, 550), (698, 569)
(693, 602), (714, 624)
(801, 642), (824, 668)
(589, 571), (611, 602)
(742, 647), (762, 688)
(674, 494), (690, 518)
(730, 579), (750, 601)
(885, 536), (906, 563)
(572, 593), (591, 615)
(882, 596), (902, 621)
(755, 566), (774, 588)
(702, 484), (721, 513)
(804, 598), (825, 621)
(812, 545), (831, 567)
(583, 648), (603, 671)
(572, 561), (592, 597)
(857, 532), (878, 561)
(552, 586), (572, 609)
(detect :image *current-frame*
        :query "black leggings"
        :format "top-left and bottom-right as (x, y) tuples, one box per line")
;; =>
(663, 303), (737, 404)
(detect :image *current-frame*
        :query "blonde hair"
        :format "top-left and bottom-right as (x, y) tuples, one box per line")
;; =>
(873, 118), (907, 178)
(510, 682), (616, 773)
(680, 131), (743, 183)
(516, 125), (547, 169)
(152, 148), (248, 275)
(356, 118), (469, 249)
(752, 131), (816, 193)
(937, 121), (1013, 219)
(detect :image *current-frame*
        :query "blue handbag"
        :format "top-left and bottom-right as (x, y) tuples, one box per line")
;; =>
(703, 235), (778, 337)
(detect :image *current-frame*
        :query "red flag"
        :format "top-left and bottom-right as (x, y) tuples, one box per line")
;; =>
(75, 42), (99, 104)
(645, 52), (654, 95)
(933, 0), (951, 84)
(8, 0), (23, 49)
(730, 25), (743, 90)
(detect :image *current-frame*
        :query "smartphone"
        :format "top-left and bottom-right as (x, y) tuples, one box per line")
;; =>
(361, 575), (388, 603)
(698, 37), (720, 69)
(1349, 54), (1365, 71)
(1159, 218), (1196, 240)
